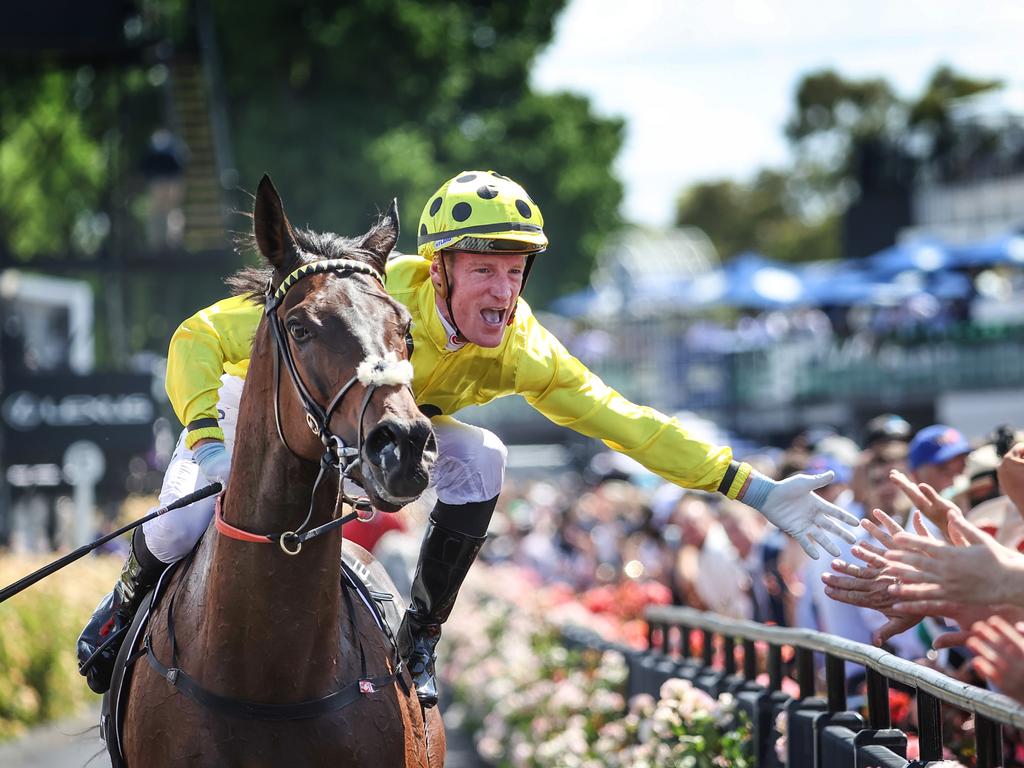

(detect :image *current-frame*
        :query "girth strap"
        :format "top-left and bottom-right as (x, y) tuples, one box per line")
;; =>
(144, 645), (394, 721)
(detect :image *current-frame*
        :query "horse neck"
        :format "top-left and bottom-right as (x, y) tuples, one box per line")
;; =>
(202, 327), (351, 669)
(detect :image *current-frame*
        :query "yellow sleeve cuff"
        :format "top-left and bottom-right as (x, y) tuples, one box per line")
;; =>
(721, 461), (753, 500)
(185, 426), (225, 450)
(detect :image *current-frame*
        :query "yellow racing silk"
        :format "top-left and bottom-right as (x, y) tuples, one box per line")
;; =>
(164, 255), (750, 498)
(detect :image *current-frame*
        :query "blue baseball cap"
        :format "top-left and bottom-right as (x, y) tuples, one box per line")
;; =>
(908, 425), (970, 470)
(806, 454), (852, 485)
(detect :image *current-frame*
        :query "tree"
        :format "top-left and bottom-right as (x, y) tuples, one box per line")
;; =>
(213, 0), (623, 307)
(676, 65), (1004, 264)
(0, 67), (108, 259)
(675, 170), (839, 264)
(907, 65), (1004, 181)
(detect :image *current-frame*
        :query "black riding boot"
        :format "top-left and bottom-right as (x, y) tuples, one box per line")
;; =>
(77, 528), (167, 693)
(397, 499), (494, 708)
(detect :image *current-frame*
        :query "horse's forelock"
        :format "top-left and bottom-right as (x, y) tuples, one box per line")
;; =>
(226, 227), (377, 301)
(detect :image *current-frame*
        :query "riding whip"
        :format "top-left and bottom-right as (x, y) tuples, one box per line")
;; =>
(0, 482), (222, 604)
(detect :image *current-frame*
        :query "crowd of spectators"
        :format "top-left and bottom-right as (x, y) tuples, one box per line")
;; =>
(365, 412), (1024, 714)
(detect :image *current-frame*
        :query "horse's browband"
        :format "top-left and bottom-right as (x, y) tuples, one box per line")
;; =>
(268, 258), (384, 310)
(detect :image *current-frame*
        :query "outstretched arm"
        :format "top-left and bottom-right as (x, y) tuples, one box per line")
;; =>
(514, 318), (857, 560)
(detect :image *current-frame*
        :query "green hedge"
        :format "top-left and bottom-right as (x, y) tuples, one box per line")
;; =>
(0, 554), (120, 740)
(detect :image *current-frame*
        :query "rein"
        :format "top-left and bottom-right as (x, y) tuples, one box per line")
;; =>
(218, 257), (411, 555)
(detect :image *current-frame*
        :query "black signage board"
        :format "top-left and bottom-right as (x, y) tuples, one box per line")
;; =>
(1, 373), (157, 490)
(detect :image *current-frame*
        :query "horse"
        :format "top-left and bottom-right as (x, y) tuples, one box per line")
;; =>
(112, 176), (445, 766)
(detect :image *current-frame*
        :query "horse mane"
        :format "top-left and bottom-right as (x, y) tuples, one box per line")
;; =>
(226, 227), (374, 301)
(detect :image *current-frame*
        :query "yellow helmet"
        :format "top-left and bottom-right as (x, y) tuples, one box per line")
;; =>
(417, 171), (547, 260)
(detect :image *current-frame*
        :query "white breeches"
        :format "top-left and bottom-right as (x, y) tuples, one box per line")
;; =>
(143, 405), (506, 563)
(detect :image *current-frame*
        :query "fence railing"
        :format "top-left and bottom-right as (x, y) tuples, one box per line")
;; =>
(567, 605), (1024, 768)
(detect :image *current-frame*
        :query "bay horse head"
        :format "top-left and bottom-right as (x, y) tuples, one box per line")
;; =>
(242, 175), (436, 512)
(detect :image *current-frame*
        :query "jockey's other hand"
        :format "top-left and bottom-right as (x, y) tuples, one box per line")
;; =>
(742, 471), (858, 560)
(193, 440), (232, 486)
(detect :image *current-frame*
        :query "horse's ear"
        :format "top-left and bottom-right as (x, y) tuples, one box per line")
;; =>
(253, 175), (302, 275)
(359, 198), (400, 273)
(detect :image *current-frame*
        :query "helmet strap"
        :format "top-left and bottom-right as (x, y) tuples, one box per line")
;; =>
(436, 253), (466, 343)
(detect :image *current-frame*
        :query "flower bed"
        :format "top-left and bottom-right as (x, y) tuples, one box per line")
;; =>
(442, 564), (752, 767)
(0, 554), (119, 740)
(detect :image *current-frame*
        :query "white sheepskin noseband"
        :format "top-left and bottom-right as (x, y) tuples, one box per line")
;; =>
(357, 352), (414, 387)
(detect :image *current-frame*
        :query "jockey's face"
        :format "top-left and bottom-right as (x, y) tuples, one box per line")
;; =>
(431, 251), (527, 347)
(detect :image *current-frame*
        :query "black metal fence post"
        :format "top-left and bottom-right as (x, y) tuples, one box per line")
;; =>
(976, 714), (1003, 768)
(825, 653), (846, 713)
(866, 667), (891, 730)
(916, 691), (942, 762)
(742, 638), (756, 681)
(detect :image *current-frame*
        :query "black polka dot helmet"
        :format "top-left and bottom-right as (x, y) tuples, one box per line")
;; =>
(417, 170), (547, 260)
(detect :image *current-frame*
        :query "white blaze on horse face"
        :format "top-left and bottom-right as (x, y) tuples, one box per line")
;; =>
(356, 352), (414, 387)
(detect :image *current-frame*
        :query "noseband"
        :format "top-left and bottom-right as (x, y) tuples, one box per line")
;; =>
(215, 257), (414, 555)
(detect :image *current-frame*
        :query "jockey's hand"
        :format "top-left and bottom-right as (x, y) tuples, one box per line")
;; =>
(743, 471), (859, 560)
(193, 439), (232, 486)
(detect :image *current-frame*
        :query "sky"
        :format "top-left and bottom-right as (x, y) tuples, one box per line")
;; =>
(531, 0), (1024, 227)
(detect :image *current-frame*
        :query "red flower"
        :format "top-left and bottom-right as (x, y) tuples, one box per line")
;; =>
(889, 689), (912, 726)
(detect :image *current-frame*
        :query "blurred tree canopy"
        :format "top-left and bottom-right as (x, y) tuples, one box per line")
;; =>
(675, 65), (1002, 264)
(0, 66), (119, 260)
(0, 0), (623, 313)
(213, 0), (624, 308)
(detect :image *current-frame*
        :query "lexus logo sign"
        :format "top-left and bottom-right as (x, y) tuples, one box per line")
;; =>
(1, 391), (155, 431)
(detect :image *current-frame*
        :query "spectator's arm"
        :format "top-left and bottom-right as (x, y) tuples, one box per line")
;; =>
(886, 507), (1024, 608)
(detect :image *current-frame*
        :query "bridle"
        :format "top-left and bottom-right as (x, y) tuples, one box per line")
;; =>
(215, 257), (413, 556)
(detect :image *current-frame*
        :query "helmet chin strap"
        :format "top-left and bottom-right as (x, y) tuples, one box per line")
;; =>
(436, 253), (466, 343)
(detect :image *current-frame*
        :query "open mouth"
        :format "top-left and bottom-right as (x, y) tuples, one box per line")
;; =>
(480, 307), (506, 327)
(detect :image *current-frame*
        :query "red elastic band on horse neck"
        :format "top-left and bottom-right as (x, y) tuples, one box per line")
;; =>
(214, 494), (272, 543)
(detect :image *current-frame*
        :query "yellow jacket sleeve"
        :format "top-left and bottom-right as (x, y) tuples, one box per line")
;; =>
(165, 295), (262, 448)
(514, 315), (750, 498)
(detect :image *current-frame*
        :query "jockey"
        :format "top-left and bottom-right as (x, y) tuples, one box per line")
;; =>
(78, 170), (858, 704)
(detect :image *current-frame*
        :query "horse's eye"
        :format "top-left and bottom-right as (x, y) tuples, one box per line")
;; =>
(405, 328), (415, 358)
(287, 320), (312, 342)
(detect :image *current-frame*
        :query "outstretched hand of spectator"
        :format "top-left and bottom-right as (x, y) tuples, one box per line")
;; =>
(965, 616), (1024, 704)
(822, 509), (934, 644)
(885, 507), (1024, 608)
(888, 469), (961, 542)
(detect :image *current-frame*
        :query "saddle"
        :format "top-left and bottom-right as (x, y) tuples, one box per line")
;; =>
(101, 541), (405, 768)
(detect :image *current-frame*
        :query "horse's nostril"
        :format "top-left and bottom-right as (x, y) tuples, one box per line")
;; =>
(366, 424), (397, 463)
(423, 427), (438, 458)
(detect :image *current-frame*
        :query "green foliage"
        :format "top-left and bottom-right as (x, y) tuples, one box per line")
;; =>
(676, 64), (1003, 265)
(213, 0), (623, 308)
(0, 555), (120, 739)
(0, 68), (107, 258)
(675, 170), (839, 263)
(908, 65), (1004, 173)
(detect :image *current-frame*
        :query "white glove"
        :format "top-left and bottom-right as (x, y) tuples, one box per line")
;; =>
(743, 471), (858, 559)
(193, 441), (232, 487)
